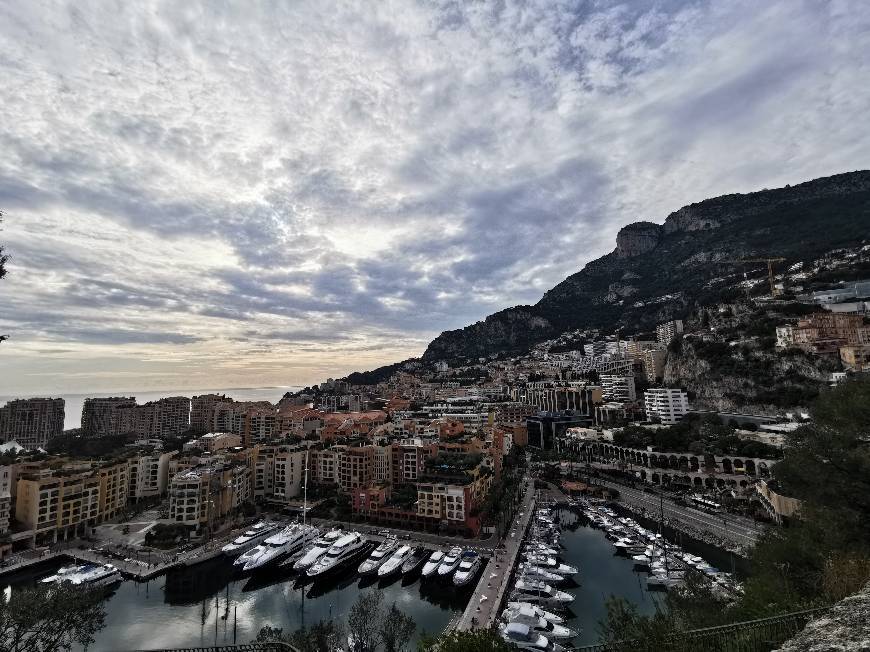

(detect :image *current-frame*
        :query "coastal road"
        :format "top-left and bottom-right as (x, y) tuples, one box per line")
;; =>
(595, 479), (764, 547)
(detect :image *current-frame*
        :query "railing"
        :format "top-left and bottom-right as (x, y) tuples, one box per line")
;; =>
(569, 608), (827, 652)
(135, 644), (299, 652)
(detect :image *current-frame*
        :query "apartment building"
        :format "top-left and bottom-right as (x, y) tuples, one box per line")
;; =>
(642, 349), (668, 382)
(98, 460), (130, 521)
(625, 340), (663, 361)
(599, 375), (637, 403)
(129, 450), (175, 500)
(337, 446), (374, 492)
(491, 402), (538, 427)
(416, 456), (492, 534)
(252, 443), (309, 504)
(0, 465), (12, 535)
(584, 341), (625, 356)
(16, 469), (101, 542)
(840, 344), (870, 372)
(513, 383), (602, 415)
(168, 463), (251, 532)
(312, 447), (337, 484)
(656, 320), (684, 345)
(777, 313), (870, 351)
(190, 394), (231, 433)
(81, 397), (137, 437)
(117, 397), (191, 439)
(186, 432), (242, 453)
(0, 398), (65, 449)
(241, 406), (279, 446)
(644, 388), (690, 425)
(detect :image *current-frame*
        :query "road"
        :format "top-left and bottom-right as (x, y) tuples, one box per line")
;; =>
(595, 479), (763, 548)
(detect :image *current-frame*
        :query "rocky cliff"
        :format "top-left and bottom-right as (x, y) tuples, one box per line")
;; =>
(424, 170), (870, 361)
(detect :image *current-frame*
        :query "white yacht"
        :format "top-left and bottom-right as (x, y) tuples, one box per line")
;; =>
(377, 544), (413, 578)
(500, 607), (577, 640)
(306, 532), (368, 578)
(242, 524), (320, 572)
(42, 563), (122, 588)
(421, 549), (445, 578)
(452, 550), (482, 587)
(523, 554), (578, 576)
(504, 602), (567, 625)
(358, 537), (398, 575)
(221, 522), (279, 557)
(436, 546), (463, 577)
(510, 580), (574, 608)
(288, 528), (344, 572)
(518, 563), (564, 584)
(500, 622), (565, 651)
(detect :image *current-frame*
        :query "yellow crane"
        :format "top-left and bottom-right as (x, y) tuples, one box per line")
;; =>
(721, 257), (786, 296)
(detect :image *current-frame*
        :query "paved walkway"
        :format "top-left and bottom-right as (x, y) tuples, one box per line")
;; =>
(456, 479), (536, 631)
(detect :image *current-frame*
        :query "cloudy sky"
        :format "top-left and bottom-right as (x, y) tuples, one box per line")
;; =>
(1, 0), (867, 395)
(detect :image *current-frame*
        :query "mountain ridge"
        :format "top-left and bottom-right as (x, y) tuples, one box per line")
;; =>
(421, 169), (870, 362)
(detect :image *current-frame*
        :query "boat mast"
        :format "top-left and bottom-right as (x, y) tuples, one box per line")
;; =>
(303, 448), (309, 527)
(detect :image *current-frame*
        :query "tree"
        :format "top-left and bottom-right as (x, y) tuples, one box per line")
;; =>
(0, 583), (107, 651)
(379, 603), (415, 652)
(255, 621), (344, 652)
(347, 591), (384, 652)
(418, 628), (515, 651)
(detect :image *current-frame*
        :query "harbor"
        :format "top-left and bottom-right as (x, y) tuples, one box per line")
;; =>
(0, 479), (743, 651)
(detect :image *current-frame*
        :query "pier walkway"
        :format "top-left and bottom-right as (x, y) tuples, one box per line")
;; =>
(456, 478), (537, 631)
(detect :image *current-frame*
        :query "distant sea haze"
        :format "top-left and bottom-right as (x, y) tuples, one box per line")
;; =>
(0, 387), (301, 431)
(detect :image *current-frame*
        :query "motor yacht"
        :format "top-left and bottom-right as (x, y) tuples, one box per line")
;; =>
(504, 602), (567, 625)
(287, 528), (343, 572)
(307, 532), (368, 578)
(221, 522), (279, 557)
(452, 550), (482, 587)
(401, 547), (430, 575)
(500, 622), (565, 651)
(421, 549), (445, 578)
(510, 580), (573, 608)
(500, 605), (577, 640)
(358, 537), (398, 575)
(523, 554), (578, 576)
(378, 544), (413, 578)
(42, 563), (122, 588)
(436, 546), (463, 577)
(242, 524), (319, 572)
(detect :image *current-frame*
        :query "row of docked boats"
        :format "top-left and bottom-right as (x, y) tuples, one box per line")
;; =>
(500, 505), (580, 652)
(582, 502), (741, 595)
(220, 520), (485, 586)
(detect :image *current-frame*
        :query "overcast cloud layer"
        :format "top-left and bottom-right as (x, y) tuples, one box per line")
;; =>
(1, 0), (868, 394)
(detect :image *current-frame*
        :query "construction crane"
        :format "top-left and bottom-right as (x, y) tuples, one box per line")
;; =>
(721, 257), (786, 297)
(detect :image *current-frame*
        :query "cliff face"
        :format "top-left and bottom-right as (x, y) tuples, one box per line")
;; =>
(663, 337), (838, 416)
(423, 170), (870, 361)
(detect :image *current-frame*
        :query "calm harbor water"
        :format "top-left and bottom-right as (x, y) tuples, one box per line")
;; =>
(5, 513), (674, 650)
(554, 509), (660, 645)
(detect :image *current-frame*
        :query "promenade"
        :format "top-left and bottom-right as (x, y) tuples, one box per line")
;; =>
(456, 478), (536, 631)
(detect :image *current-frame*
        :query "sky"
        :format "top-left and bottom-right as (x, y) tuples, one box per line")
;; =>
(1, 0), (868, 395)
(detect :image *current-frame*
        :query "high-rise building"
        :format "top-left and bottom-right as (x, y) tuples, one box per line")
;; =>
(117, 397), (190, 439)
(190, 394), (231, 433)
(0, 398), (65, 449)
(656, 320), (684, 345)
(81, 397), (137, 437)
(599, 375), (637, 403)
(644, 388), (690, 425)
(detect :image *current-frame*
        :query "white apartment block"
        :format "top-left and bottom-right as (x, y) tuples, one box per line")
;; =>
(644, 388), (690, 425)
(656, 320), (684, 345)
(129, 451), (175, 500)
(599, 375), (637, 403)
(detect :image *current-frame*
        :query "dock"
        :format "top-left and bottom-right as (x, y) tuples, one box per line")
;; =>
(455, 479), (536, 631)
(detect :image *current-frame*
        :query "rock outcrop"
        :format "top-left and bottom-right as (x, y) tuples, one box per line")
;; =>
(615, 221), (662, 257)
(776, 583), (870, 651)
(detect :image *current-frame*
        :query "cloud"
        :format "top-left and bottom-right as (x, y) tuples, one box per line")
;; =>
(0, 0), (868, 392)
